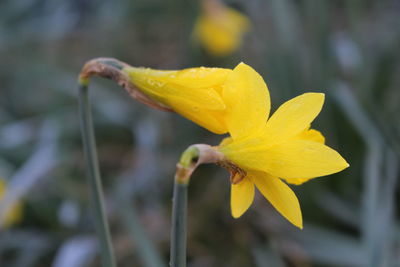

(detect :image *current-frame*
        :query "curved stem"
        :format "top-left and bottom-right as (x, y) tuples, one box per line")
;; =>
(170, 145), (224, 267)
(170, 147), (198, 267)
(78, 83), (116, 267)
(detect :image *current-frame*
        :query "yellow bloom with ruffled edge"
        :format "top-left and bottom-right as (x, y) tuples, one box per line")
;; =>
(123, 66), (232, 134)
(216, 63), (349, 229)
(0, 179), (22, 228)
(193, 0), (250, 57)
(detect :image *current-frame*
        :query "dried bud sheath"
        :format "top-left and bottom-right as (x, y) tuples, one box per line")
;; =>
(79, 58), (172, 111)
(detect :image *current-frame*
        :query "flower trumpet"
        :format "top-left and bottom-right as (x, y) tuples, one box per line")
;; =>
(79, 58), (232, 134)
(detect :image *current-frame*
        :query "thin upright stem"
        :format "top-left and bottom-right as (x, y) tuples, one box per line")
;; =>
(169, 145), (224, 267)
(78, 83), (116, 267)
(169, 147), (198, 267)
(170, 182), (188, 267)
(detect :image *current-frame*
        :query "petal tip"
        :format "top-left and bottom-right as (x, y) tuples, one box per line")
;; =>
(234, 61), (250, 71)
(292, 214), (303, 229)
(344, 161), (350, 169)
(317, 93), (325, 105)
(338, 156), (350, 170)
(231, 210), (243, 219)
(302, 92), (325, 103)
(309, 92), (325, 100)
(292, 216), (303, 229)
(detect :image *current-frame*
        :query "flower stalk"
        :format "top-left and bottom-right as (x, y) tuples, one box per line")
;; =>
(170, 181), (188, 267)
(78, 82), (116, 267)
(170, 145), (224, 267)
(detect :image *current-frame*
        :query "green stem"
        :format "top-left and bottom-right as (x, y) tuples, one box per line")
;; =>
(78, 83), (116, 267)
(170, 146), (200, 267)
(170, 182), (188, 267)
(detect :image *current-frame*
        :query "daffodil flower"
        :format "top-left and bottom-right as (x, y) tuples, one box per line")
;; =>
(214, 63), (349, 229)
(193, 0), (250, 57)
(80, 56), (349, 232)
(0, 179), (22, 228)
(126, 62), (348, 228)
(124, 66), (232, 134)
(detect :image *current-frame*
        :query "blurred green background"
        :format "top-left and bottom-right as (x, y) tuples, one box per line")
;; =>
(0, 0), (399, 266)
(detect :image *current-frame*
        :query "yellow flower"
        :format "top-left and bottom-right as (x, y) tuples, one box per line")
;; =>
(193, 0), (250, 57)
(0, 179), (22, 228)
(215, 63), (349, 229)
(123, 66), (232, 134)
(125, 60), (348, 229)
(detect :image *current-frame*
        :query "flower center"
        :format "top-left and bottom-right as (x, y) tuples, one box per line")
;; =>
(217, 160), (247, 184)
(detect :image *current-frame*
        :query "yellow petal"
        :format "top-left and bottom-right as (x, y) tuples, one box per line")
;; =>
(227, 140), (349, 179)
(125, 66), (231, 89)
(219, 136), (233, 146)
(169, 95), (227, 134)
(296, 128), (325, 144)
(249, 171), (302, 228)
(283, 177), (312, 185)
(284, 129), (325, 185)
(264, 93), (325, 146)
(222, 63), (270, 140)
(123, 66), (232, 134)
(231, 177), (255, 218)
(166, 67), (232, 89)
(124, 66), (230, 110)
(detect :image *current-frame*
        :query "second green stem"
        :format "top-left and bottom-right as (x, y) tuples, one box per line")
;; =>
(170, 182), (188, 267)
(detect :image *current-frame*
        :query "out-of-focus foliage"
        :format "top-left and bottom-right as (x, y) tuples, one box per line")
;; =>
(0, 0), (399, 266)
(0, 179), (23, 228)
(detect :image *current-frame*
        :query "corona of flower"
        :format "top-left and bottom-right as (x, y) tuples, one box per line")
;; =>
(215, 63), (349, 228)
(124, 66), (232, 134)
(193, 0), (250, 57)
(0, 179), (22, 228)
